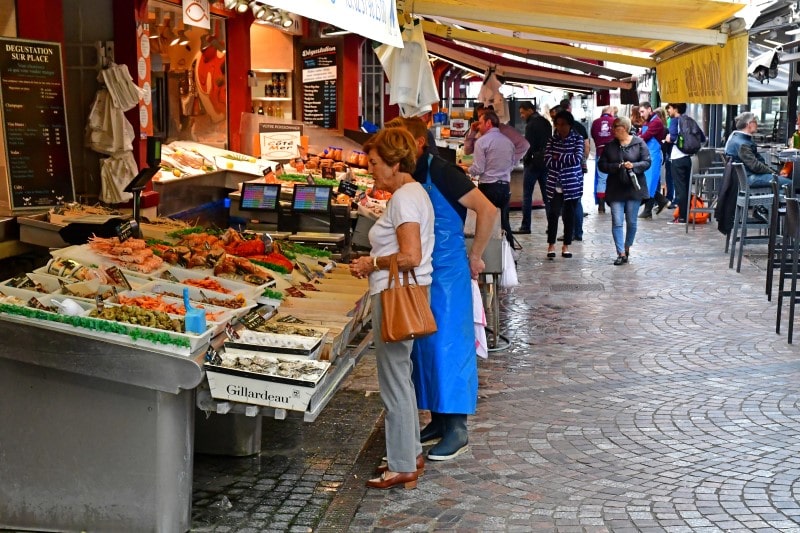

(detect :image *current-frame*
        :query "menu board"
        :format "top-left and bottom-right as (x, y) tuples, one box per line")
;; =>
(301, 43), (338, 129)
(0, 38), (74, 212)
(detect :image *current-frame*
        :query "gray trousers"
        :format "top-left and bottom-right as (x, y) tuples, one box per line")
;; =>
(371, 294), (423, 473)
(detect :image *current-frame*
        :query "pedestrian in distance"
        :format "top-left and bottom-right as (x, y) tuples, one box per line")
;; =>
(544, 110), (584, 259)
(598, 116), (651, 265)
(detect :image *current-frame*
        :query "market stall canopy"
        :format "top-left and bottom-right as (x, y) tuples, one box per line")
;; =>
(397, 0), (749, 101)
(399, 0), (746, 62)
(426, 35), (632, 92)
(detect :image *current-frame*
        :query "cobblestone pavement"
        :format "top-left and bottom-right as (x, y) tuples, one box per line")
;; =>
(192, 194), (800, 532)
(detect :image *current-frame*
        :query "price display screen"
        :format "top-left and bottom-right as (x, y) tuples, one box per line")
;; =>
(291, 185), (331, 213)
(239, 183), (281, 211)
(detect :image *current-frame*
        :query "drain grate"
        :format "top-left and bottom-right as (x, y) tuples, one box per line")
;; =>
(550, 283), (604, 292)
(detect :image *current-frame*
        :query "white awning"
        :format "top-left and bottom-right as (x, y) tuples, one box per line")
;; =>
(262, 0), (404, 48)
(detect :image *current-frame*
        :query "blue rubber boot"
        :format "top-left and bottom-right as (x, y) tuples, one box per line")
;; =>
(427, 414), (468, 461)
(419, 412), (444, 445)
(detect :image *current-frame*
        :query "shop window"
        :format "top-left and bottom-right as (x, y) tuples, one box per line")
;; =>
(150, 1), (228, 147)
(361, 41), (384, 128)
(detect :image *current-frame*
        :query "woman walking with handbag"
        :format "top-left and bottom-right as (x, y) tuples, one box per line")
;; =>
(598, 116), (651, 265)
(349, 128), (435, 490)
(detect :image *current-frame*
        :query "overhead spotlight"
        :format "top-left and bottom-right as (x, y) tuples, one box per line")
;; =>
(236, 0), (249, 13)
(161, 18), (176, 44)
(250, 1), (266, 18)
(149, 8), (162, 39)
(177, 30), (190, 46)
(171, 23), (187, 46)
(281, 14), (294, 28)
(223, 0), (238, 9)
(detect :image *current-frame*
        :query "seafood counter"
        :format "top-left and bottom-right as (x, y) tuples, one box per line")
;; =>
(0, 226), (375, 531)
(0, 227), (372, 410)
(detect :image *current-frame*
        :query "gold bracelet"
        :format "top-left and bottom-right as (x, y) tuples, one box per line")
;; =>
(373, 256), (379, 271)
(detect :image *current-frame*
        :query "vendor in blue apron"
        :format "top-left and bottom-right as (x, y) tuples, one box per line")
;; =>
(638, 102), (669, 217)
(386, 116), (498, 461)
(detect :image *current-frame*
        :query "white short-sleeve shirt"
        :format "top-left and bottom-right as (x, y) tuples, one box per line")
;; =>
(367, 181), (435, 295)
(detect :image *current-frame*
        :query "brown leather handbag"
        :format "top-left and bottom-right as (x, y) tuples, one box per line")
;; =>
(380, 255), (437, 342)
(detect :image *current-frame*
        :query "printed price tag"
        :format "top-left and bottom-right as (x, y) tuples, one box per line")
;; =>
(337, 180), (359, 197)
(116, 220), (135, 242)
(239, 310), (267, 330)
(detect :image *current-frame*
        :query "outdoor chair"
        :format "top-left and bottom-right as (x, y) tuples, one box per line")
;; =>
(728, 163), (773, 272)
(776, 197), (800, 344)
(765, 181), (789, 301)
(686, 148), (725, 233)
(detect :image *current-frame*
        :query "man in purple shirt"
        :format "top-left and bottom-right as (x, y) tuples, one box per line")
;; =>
(464, 104), (529, 162)
(468, 110), (517, 246)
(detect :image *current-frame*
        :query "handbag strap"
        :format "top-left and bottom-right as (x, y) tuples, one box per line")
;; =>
(388, 254), (419, 287)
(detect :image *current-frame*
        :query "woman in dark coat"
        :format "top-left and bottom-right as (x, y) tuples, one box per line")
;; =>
(598, 116), (651, 265)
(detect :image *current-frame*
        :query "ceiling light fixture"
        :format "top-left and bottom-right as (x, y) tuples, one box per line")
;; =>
(177, 29), (190, 46)
(250, 2), (266, 18)
(236, 0), (249, 13)
(161, 17), (176, 44)
(149, 8), (162, 39)
(281, 14), (294, 28)
(223, 0), (238, 9)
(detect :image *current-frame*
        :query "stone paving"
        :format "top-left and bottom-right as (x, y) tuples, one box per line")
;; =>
(192, 191), (800, 532)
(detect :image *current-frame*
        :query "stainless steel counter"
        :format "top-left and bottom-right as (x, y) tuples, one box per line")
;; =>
(0, 319), (204, 533)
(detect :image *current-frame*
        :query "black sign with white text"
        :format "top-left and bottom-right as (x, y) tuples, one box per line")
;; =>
(301, 43), (338, 129)
(0, 38), (74, 210)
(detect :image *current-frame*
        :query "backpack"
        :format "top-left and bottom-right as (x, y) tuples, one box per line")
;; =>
(676, 115), (706, 155)
(673, 195), (710, 224)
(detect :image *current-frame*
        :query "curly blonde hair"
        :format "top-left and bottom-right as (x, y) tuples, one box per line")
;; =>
(362, 128), (418, 174)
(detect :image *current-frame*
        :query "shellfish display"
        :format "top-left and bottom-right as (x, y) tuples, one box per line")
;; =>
(216, 353), (328, 382)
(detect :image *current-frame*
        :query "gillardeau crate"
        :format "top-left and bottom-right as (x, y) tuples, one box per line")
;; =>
(204, 358), (330, 411)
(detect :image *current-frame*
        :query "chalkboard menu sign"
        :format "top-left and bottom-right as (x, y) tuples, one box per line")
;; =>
(0, 38), (74, 213)
(301, 43), (338, 129)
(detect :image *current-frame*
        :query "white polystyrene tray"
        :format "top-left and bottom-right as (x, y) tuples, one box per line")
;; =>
(141, 280), (256, 318)
(109, 290), (234, 335)
(160, 266), (262, 299)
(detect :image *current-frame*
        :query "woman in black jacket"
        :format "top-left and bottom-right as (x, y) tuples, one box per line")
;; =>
(598, 116), (651, 265)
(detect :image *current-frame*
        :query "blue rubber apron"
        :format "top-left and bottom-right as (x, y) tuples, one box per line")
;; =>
(641, 121), (662, 197)
(411, 156), (478, 414)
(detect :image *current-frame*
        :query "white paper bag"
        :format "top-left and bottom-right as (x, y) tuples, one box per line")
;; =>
(499, 238), (518, 288)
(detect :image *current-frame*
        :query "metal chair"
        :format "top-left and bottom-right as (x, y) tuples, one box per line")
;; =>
(776, 197), (800, 343)
(765, 181), (788, 300)
(728, 163), (773, 272)
(686, 149), (725, 233)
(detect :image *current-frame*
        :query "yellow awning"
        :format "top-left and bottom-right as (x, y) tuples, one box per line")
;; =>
(400, 0), (747, 64)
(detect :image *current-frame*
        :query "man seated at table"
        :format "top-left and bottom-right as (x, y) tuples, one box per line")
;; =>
(724, 111), (791, 189)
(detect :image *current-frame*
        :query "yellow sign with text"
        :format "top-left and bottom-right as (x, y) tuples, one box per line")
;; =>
(657, 33), (748, 104)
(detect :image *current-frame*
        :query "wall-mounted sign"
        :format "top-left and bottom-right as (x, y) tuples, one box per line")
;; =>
(301, 43), (338, 129)
(0, 38), (74, 214)
(183, 0), (211, 30)
(259, 122), (303, 160)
